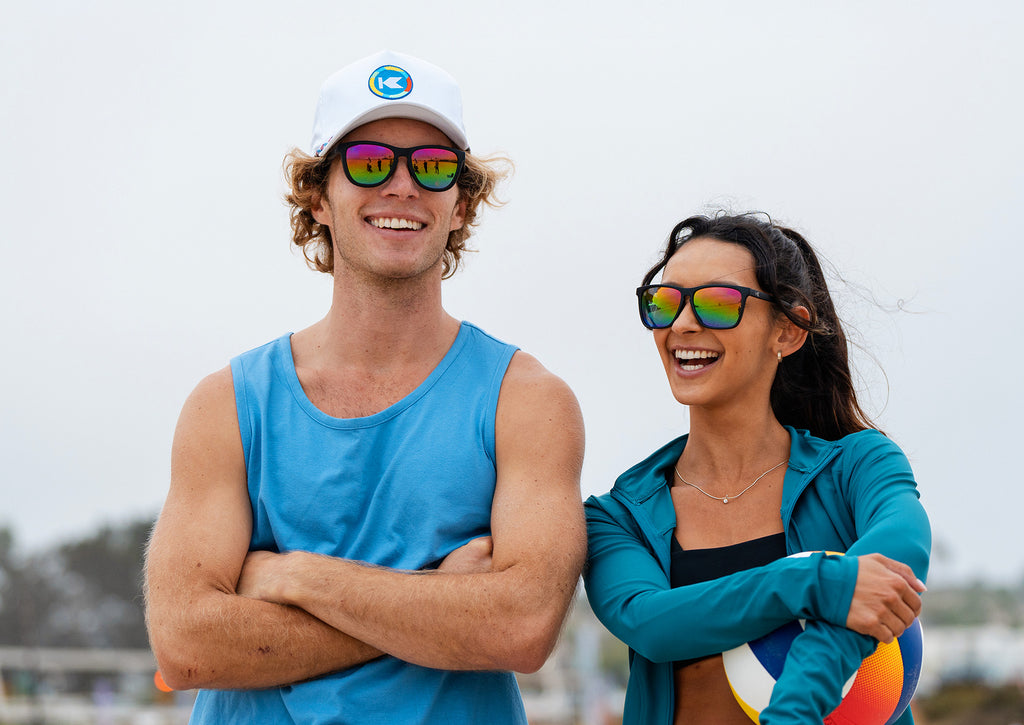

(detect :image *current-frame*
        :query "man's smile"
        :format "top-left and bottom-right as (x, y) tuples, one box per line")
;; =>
(368, 216), (425, 231)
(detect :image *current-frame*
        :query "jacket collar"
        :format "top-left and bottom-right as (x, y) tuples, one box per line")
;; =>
(611, 426), (840, 508)
(606, 426), (843, 572)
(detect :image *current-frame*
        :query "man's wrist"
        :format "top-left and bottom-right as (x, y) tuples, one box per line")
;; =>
(278, 550), (321, 607)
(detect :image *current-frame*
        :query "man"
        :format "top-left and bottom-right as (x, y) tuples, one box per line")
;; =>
(145, 50), (586, 724)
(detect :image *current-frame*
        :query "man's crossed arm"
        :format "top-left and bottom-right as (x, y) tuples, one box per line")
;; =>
(145, 352), (586, 690)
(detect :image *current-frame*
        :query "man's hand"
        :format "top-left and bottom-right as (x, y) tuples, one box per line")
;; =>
(437, 537), (493, 575)
(237, 550), (293, 605)
(238, 537), (495, 608)
(228, 352), (586, 674)
(145, 368), (380, 690)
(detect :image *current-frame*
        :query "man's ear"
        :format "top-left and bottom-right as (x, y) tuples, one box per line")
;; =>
(449, 198), (467, 233)
(311, 188), (330, 227)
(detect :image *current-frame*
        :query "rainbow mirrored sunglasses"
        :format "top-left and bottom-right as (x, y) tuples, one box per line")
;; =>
(328, 141), (466, 192)
(636, 284), (777, 330)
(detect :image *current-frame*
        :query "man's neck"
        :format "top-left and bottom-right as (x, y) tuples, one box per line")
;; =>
(301, 266), (458, 374)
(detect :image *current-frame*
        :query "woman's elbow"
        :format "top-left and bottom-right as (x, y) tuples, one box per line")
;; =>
(596, 611), (676, 663)
(587, 601), (673, 663)
(626, 631), (677, 663)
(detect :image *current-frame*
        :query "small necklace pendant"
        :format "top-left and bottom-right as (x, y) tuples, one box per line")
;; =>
(722, 498), (729, 504)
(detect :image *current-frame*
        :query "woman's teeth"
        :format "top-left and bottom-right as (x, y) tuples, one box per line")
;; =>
(674, 350), (720, 371)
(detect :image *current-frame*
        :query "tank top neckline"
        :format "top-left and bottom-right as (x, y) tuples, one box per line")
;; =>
(275, 321), (472, 430)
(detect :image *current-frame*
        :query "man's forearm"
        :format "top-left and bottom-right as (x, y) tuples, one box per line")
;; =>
(148, 585), (381, 690)
(260, 551), (574, 674)
(224, 356), (587, 676)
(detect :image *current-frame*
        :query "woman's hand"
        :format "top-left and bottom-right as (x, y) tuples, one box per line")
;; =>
(846, 553), (926, 643)
(437, 536), (493, 574)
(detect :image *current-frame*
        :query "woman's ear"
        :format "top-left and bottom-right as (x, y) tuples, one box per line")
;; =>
(776, 306), (810, 359)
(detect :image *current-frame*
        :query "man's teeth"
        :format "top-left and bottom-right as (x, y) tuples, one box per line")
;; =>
(370, 217), (424, 230)
(674, 350), (720, 370)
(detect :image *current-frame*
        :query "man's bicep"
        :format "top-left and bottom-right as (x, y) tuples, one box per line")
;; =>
(489, 353), (586, 579)
(146, 368), (386, 689)
(148, 367), (252, 609)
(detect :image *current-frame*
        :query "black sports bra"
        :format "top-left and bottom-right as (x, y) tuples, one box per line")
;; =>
(670, 532), (787, 669)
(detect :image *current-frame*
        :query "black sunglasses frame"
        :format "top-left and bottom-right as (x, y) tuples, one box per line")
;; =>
(635, 283), (778, 330)
(329, 141), (466, 192)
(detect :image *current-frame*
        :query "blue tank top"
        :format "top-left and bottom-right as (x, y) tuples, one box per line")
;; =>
(189, 321), (526, 725)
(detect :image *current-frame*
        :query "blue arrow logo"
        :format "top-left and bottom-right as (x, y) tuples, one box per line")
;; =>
(368, 65), (413, 100)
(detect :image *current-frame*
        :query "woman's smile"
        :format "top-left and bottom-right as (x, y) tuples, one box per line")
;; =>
(673, 348), (721, 373)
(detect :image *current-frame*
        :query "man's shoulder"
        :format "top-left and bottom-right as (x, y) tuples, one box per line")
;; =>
(183, 334), (292, 415)
(230, 333), (292, 366)
(501, 350), (574, 400)
(187, 365), (236, 405)
(496, 351), (582, 443)
(458, 320), (513, 346)
(455, 321), (519, 363)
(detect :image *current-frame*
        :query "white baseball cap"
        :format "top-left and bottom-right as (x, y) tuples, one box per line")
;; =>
(310, 50), (469, 157)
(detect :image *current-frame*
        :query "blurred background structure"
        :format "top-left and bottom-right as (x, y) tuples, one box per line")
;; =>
(1, 518), (1023, 724)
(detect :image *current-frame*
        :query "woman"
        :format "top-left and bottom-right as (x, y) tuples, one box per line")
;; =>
(584, 213), (930, 724)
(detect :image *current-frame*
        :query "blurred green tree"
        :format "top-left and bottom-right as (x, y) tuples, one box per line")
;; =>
(0, 519), (155, 648)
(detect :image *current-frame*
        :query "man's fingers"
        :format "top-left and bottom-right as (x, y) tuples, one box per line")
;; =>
(437, 536), (494, 574)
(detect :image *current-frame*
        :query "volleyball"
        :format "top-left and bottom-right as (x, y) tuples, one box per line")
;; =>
(722, 558), (924, 724)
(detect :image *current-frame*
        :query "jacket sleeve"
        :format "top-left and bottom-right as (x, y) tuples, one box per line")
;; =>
(584, 496), (859, 663)
(760, 432), (931, 725)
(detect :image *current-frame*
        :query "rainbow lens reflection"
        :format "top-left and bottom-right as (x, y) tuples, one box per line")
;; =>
(409, 148), (461, 189)
(640, 286), (684, 328)
(344, 144), (395, 186)
(639, 285), (746, 329)
(692, 287), (743, 329)
(342, 143), (461, 190)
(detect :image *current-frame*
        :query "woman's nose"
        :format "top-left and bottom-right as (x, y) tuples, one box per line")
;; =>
(671, 298), (702, 332)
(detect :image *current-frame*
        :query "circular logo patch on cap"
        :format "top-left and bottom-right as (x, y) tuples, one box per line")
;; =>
(368, 65), (413, 100)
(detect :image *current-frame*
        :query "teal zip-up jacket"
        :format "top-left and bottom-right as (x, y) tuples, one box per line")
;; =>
(584, 427), (930, 725)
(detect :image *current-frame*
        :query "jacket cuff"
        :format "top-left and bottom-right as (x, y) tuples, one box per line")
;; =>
(818, 553), (859, 626)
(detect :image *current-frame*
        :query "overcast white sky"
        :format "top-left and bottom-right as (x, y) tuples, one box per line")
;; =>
(2, 1), (1021, 585)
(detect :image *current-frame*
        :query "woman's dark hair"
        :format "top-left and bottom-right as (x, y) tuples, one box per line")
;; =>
(642, 212), (878, 440)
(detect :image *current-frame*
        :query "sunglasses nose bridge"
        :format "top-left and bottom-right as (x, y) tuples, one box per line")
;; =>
(378, 152), (420, 195)
(669, 294), (704, 331)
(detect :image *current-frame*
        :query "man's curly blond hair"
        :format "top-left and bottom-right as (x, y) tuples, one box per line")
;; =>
(284, 148), (511, 279)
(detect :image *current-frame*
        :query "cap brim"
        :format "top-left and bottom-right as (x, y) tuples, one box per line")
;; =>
(322, 103), (469, 155)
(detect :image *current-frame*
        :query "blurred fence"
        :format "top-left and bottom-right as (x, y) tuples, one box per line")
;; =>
(3, 624), (1024, 724)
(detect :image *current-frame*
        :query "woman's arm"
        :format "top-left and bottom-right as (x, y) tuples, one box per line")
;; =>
(584, 434), (925, 664)
(761, 432), (931, 724)
(585, 497), (887, 663)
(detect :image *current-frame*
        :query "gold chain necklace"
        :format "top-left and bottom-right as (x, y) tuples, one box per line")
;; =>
(673, 459), (789, 504)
